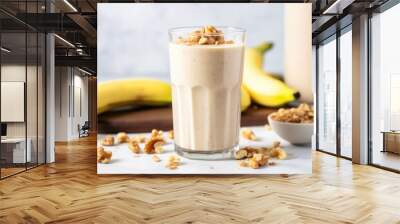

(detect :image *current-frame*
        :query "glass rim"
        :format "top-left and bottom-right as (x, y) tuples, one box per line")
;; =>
(168, 26), (246, 36)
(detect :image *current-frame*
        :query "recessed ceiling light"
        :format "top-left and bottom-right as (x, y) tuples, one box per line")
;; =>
(323, 0), (354, 15)
(1, 47), (11, 53)
(78, 67), (93, 76)
(63, 0), (78, 12)
(54, 34), (75, 48)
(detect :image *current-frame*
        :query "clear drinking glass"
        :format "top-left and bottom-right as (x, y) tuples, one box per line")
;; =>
(168, 26), (246, 160)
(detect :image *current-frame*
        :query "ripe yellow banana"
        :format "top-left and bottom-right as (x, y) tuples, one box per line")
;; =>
(243, 42), (299, 107)
(98, 79), (172, 114)
(98, 78), (251, 114)
(240, 85), (251, 112)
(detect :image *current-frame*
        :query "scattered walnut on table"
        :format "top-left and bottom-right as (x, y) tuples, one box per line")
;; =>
(97, 146), (112, 164)
(166, 155), (181, 169)
(144, 136), (166, 154)
(270, 147), (287, 160)
(128, 141), (141, 154)
(116, 132), (129, 144)
(151, 129), (164, 138)
(130, 135), (146, 144)
(241, 128), (257, 141)
(152, 155), (161, 162)
(235, 148), (248, 160)
(154, 142), (164, 154)
(235, 146), (263, 160)
(248, 159), (260, 169)
(101, 135), (114, 146)
(236, 141), (287, 169)
(252, 153), (269, 166)
(239, 160), (248, 167)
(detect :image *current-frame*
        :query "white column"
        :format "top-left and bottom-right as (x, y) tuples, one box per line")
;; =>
(46, 33), (55, 163)
(352, 14), (369, 164)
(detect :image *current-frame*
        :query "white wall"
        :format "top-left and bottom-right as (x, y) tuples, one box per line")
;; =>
(54, 67), (89, 141)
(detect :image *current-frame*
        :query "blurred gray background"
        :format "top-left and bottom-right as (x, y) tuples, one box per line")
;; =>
(98, 3), (284, 82)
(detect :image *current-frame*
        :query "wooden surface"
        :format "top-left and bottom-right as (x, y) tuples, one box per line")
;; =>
(98, 106), (277, 133)
(1, 135), (400, 223)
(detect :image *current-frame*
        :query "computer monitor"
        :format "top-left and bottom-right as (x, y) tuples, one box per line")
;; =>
(1, 123), (7, 137)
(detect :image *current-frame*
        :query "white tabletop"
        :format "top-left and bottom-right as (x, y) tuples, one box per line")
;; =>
(98, 126), (312, 175)
(1, 138), (26, 144)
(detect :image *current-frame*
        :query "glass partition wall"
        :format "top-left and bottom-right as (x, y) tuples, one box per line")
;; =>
(316, 26), (352, 159)
(0, 3), (46, 179)
(317, 35), (337, 155)
(339, 27), (352, 159)
(370, 3), (400, 172)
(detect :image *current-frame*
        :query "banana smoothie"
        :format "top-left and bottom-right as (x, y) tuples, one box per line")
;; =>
(169, 26), (245, 160)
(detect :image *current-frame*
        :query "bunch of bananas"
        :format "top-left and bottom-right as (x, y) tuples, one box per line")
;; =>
(98, 42), (298, 114)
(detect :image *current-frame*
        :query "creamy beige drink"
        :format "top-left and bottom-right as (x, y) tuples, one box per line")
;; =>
(169, 26), (245, 159)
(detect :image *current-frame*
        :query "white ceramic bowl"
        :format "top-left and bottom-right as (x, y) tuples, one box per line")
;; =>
(268, 115), (313, 145)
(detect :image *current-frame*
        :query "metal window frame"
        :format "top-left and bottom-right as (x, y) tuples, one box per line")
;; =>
(315, 18), (353, 161)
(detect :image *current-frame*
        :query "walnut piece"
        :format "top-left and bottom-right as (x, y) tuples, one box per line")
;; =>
(166, 155), (181, 169)
(97, 146), (112, 164)
(130, 135), (146, 144)
(235, 146), (263, 160)
(128, 141), (141, 154)
(236, 142), (286, 168)
(241, 128), (257, 141)
(235, 149), (248, 160)
(168, 130), (174, 140)
(151, 129), (164, 138)
(101, 135), (114, 146)
(152, 155), (161, 162)
(116, 132), (129, 144)
(270, 147), (287, 160)
(154, 142), (164, 154)
(248, 159), (260, 169)
(239, 160), (248, 167)
(144, 136), (166, 154)
(175, 25), (235, 46)
(247, 153), (269, 169)
(270, 103), (314, 123)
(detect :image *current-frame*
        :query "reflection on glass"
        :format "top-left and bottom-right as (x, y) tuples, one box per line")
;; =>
(318, 37), (337, 154)
(340, 29), (352, 158)
(1, 32), (27, 177)
(371, 4), (400, 171)
(27, 31), (38, 169)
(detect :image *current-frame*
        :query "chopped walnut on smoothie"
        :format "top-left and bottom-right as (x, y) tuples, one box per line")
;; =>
(175, 25), (235, 45)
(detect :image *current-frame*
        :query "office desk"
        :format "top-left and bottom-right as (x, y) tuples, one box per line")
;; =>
(381, 131), (400, 154)
(1, 138), (31, 163)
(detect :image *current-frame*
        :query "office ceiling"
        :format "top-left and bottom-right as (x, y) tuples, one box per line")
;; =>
(0, 0), (391, 75)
